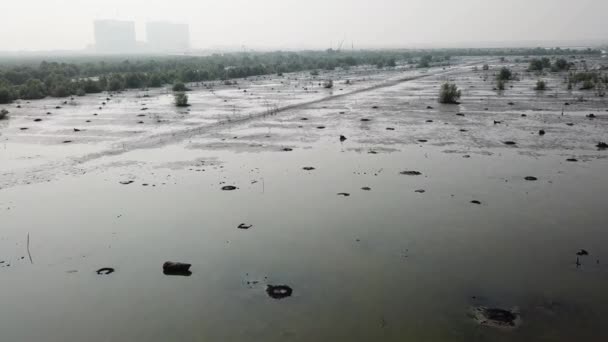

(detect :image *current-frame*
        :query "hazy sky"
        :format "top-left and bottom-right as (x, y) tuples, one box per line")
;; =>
(2, 0), (607, 51)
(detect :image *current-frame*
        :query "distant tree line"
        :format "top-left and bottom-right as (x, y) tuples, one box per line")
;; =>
(0, 47), (601, 103)
(528, 57), (572, 72)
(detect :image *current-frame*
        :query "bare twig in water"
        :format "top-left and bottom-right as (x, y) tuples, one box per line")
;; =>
(27, 233), (33, 264)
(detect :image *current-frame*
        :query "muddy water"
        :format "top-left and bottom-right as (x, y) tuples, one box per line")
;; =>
(1, 57), (608, 341)
(1, 144), (607, 342)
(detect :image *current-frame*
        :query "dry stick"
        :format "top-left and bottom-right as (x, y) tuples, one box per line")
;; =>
(27, 233), (33, 264)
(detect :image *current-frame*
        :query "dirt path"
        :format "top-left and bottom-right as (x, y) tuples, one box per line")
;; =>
(76, 63), (476, 163)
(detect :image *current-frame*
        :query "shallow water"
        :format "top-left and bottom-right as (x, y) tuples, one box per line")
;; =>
(1, 57), (608, 341)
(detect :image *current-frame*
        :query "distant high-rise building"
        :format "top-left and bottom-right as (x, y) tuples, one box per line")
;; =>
(146, 22), (190, 52)
(94, 20), (136, 53)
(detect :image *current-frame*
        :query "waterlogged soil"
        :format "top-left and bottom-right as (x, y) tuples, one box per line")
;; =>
(1, 57), (608, 342)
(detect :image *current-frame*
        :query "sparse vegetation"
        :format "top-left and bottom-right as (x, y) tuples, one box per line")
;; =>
(106, 74), (126, 92)
(535, 80), (547, 91)
(0, 48), (600, 103)
(597, 82), (606, 97)
(497, 67), (513, 81)
(580, 79), (596, 90)
(568, 71), (604, 91)
(174, 92), (189, 107)
(551, 58), (571, 72)
(595, 83), (606, 97)
(438, 82), (461, 104)
(497, 79), (505, 91)
(0, 85), (15, 104)
(417, 55), (432, 68)
(529, 57), (571, 72)
(528, 58), (551, 71)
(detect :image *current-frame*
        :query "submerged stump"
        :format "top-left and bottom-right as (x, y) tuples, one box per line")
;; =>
(472, 306), (520, 329)
(266, 285), (293, 299)
(163, 262), (192, 276)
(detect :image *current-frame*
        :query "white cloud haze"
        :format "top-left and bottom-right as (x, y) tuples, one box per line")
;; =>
(1, 0), (607, 51)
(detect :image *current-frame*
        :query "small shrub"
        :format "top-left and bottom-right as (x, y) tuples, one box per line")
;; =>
(570, 72), (599, 85)
(0, 108), (8, 120)
(417, 55), (432, 68)
(529, 58), (551, 72)
(83, 80), (103, 93)
(535, 80), (547, 91)
(528, 59), (544, 72)
(597, 82), (606, 97)
(0, 86), (14, 104)
(580, 80), (595, 90)
(497, 67), (513, 81)
(106, 74), (125, 92)
(19, 79), (47, 99)
(438, 82), (461, 104)
(551, 58), (570, 72)
(172, 82), (189, 92)
(174, 92), (189, 107)
(50, 84), (71, 98)
(497, 79), (505, 91)
(148, 75), (164, 88)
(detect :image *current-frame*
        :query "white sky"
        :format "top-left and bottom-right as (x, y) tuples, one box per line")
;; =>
(1, 0), (607, 51)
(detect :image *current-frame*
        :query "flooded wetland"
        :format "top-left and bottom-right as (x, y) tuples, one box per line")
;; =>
(1, 56), (608, 341)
